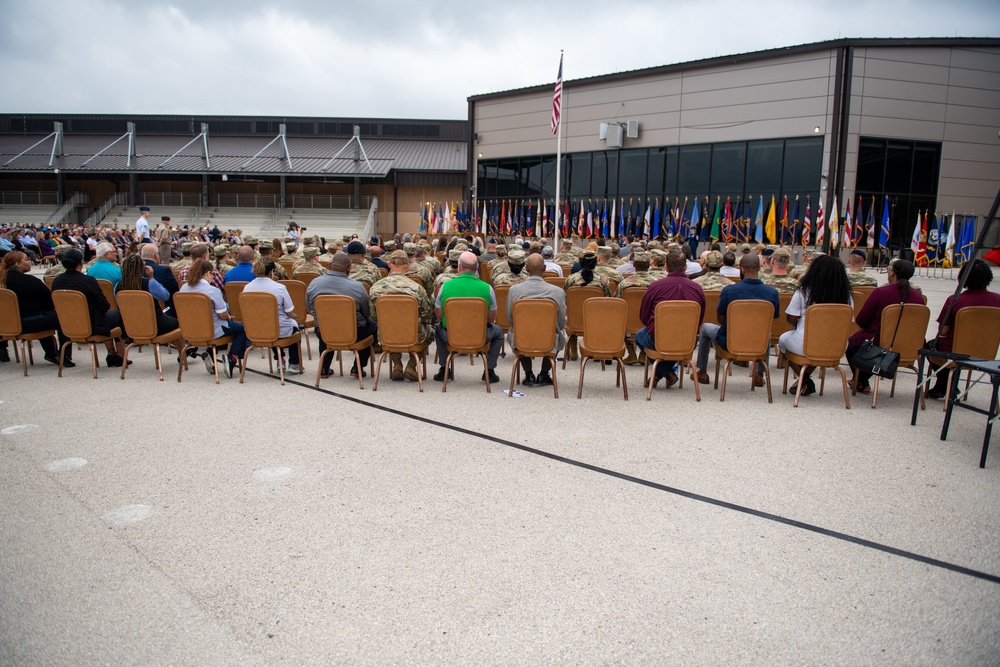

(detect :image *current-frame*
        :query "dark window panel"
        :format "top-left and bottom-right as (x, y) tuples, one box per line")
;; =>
(745, 139), (783, 194)
(496, 159), (519, 197)
(781, 137), (823, 197)
(568, 153), (592, 198)
(647, 148), (666, 197)
(678, 144), (711, 195)
(884, 141), (913, 194)
(618, 149), (647, 196)
(710, 142), (747, 197)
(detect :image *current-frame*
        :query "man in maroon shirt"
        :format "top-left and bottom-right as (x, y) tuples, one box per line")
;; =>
(635, 249), (705, 388)
(926, 259), (1000, 398)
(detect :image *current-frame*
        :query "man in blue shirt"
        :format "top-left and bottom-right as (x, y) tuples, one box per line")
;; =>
(223, 246), (257, 284)
(86, 241), (123, 287)
(693, 253), (779, 386)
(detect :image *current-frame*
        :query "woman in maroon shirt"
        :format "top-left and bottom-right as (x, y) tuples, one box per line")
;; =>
(847, 259), (923, 393)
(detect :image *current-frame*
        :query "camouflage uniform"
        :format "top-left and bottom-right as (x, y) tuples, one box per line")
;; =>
(694, 271), (734, 291)
(848, 269), (878, 287)
(763, 273), (800, 294)
(420, 255), (443, 278)
(404, 259), (434, 289)
(563, 272), (611, 296)
(370, 250), (434, 381)
(491, 248), (527, 288)
(349, 259), (380, 287)
(615, 270), (657, 297)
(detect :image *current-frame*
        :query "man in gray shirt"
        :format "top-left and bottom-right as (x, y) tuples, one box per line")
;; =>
(506, 254), (567, 386)
(306, 253), (377, 379)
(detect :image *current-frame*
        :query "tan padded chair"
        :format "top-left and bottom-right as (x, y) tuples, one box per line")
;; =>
(849, 289), (868, 336)
(173, 291), (235, 383)
(479, 262), (492, 286)
(96, 278), (118, 311)
(223, 281), (249, 322)
(51, 289), (123, 379)
(578, 297), (629, 400)
(508, 299), (559, 398)
(544, 276), (566, 289)
(557, 263), (573, 278)
(407, 274), (425, 291)
(713, 299), (775, 402)
(542, 271), (559, 278)
(780, 303), (854, 409)
(312, 294), (375, 389)
(642, 300), (702, 402)
(702, 290), (722, 326)
(292, 271), (319, 289)
(278, 260), (296, 277)
(621, 286), (647, 350)
(372, 294), (429, 392)
(494, 284), (512, 358)
(378, 267), (388, 279)
(861, 303), (931, 409)
(279, 279), (315, 360)
(770, 291), (795, 363)
(441, 297), (492, 393)
(320, 260), (332, 271)
(44, 275), (55, 290)
(923, 306), (1000, 409)
(606, 276), (621, 296)
(0, 288), (56, 377)
(239, 291), (303, 386)
(116, 290), (183, 381)
(562, 285), (604, 369)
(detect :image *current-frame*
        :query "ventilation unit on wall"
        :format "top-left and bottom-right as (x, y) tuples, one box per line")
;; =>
(598, 119), (638, 148)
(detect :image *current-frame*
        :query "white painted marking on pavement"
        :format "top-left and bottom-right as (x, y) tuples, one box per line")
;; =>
(45, 458), (88, 472)
(102, 504), (152, 526)
(253, 467), (292, 481)
(2, 424), (40, 435)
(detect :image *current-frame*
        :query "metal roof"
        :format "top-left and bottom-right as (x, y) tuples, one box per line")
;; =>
(0, 133), (466, 177)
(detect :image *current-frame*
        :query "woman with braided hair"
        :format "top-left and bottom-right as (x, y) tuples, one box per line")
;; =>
(116, 254), (184, 352)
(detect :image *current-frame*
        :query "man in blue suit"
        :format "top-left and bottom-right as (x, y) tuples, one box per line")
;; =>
(141, 243), (178, 314)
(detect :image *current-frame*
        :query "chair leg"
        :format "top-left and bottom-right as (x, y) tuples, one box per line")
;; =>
(17, 340), (28, 377)
(508, 355), (519, 397)
(481, 353), (491, 393)
(442, 352), (454, 392)
(782, 363), (791, 395)
(819, 367), (826, 396)
(369, 345), (375, 378)
(618, 359), (628, 401)
(89, 343), (99, 379)
(793, 369), (803, 408)
(646, 357), (654, 401)
(304, 329), (312, 360)
(550, 355), (559, 399)
(890, 374), (897, 398)
(11, 340), (20, 364)
(714, 357), (721, 390)
(26, 340), (34, 366)
(561, 338), (568, 370)
(120, 342), (134, 380)
(577, 357), (589, 399)
(338, 350), (344, 377)
(417, 351), (425, 392)
(277, 347), (286, 385)
(154, 344), (164, 381)
(871, 375), (881, 409)
(687, 360), (701, 402)
(354, 350), (365, 389)
(371, 351), (387, 391)
(317, 349), (333, 387)
(763, 363), (773, 403)
(719, 359), (732, 401)
(177, 343), (187, 382)
(58, 340), (70, 378)
(835, 366), (851, 409)
(615, 359), (620, 386)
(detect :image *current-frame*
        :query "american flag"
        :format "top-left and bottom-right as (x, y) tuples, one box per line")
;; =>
(551, 54), (563, 134)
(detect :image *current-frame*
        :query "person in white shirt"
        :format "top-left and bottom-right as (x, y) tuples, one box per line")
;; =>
(242, 259), (300, 372)
(134, 206), (151, 243)
(719, 251), (742, 278)
(178, 259), (248, 378)
(541, 246), (563, 276)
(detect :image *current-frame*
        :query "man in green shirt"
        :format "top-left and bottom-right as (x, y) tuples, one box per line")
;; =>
(433, 251), (503, 383)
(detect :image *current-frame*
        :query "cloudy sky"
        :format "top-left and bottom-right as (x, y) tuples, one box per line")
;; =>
(2, 0), (998, 120)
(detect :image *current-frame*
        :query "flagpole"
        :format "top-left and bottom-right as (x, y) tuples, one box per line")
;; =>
(553, 50), (564, 252)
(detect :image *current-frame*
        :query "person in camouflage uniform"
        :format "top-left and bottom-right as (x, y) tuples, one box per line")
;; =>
(490, 244), (519, 278)
(418, 241), (443, 277)
(616, 250), (658, 365)
(762, 247), (799, 293)
(647, 248), (668, 279)
(608, 243), (626, 268)
(487, 244), (507, 271)
(170, 242), (195, 273)
(433, 248), (463, 296)
(553, 238), (576, 265)
(491, 248), (528, 288)
(346, 241), (379, 287)
(212, 244), (231, 278)
(369, 249), (434, 381)
(790, 249), (822, 280)
(693, 250), (734, 291)
(847, 248), (878, 287)
(293, 247), (328, 279)
(43, 245), (71, 280)
(594, 246), (621, 280)
(257, 244), (288, 279)
(403, 242), (434, 290)
(317, 243), (337, 265)
(562, 249), (611, 360)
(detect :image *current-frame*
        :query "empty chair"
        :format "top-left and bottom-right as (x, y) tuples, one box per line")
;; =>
(713, 299), (775, 402)
(372, 294), (430, 392)
(702, 290), (722, 326)
(642, 301), (702, 402)
(578, 297), (629, 400)
(239, 292), (303, 385)
(508, 298), (560, 398)
(544, 276), (566, 289)
(96, 278), (118, 311)
(780, 304), (854, 408)
(280, 279), (315, 360)
(223, 281), (249, 322)
(116, 290), (183, 381)
(51, 290), (124, 379)
(562, 285), (604, 368)
(313, 294), (375, 389)
(770, 291), (795, 364)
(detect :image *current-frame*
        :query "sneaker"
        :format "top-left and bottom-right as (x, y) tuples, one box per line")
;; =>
(225, 355), (237, 379)
(433, 367), (453, 382)
(202, 352), (215, 374)
(482, 370), (500, 383)
(288, 363), (301, 373)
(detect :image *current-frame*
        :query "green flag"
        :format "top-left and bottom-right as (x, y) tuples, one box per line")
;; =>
(709, 197), (721, 242)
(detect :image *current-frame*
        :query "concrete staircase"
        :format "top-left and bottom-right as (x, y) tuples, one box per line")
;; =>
(0, 204), (60, 227)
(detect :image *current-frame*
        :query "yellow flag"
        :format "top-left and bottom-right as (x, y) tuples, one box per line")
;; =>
(765, 195), (777, 243)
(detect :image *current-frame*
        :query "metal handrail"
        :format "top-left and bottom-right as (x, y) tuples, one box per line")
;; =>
(0, 191), (59, 206)
(83, 192), (129, 228)
(44, 192), (88, 227)
(362, 197), (378, 244)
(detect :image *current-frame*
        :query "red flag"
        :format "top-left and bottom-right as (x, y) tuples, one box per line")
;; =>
(550, 54), (563, 135)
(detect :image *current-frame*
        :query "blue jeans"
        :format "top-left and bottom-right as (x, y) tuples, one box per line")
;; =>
(635, 327), (673, 377)
(221, 322), (248, 359)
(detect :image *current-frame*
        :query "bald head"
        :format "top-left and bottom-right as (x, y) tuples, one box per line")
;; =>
(329, 252), (352, 274)
(525, 254), (545, 276)
(458, 251), (479, 273)
(237, 246), (254, 262)
(140, 243), (158, 261)
(739, 252), (761, 278)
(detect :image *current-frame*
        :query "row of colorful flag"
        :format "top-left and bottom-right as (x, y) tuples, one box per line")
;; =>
(909, 209), (978, 267)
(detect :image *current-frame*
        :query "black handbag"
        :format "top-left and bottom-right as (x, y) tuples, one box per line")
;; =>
(850, 302), (906, 379)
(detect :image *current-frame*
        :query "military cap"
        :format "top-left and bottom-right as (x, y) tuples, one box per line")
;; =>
(54, 244), (72, 257)
(181, 242), (194, 252)
(388, 249), (409, 264)
(649, 248), (667, 263)
(850, 248), (867, 260)
(384, 240), (397, 251)
(507, 243), (520, 252)
(403, 242), (419, 256)
(633, 250), (651, 264)
(507, 248), (526, 265)
(803, 249), (824, 260)
(705, 250), (724, 268)
(341, 235), (352, 243)
(302, 237), (314, 246)
(581, 249), (597, 260)
(596, 246), (612, 258)
(529, 241), (542, 253)
(285, 242), (296, 252)
(666, 242), (681, 251)
(213, 245), (229, 257)
(560, 238), (573, 247)
(303, 247), (320, 259)
(741, 243), (752, 253)
(244, 236), (257, 245)
(448, 248), (464, 261)
(454, 242), (469, 252)
(772, 247), (792, 262)
(346, 241), (366, 255)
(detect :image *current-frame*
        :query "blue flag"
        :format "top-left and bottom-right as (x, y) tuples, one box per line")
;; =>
(754, 197), (764, 243)
(699, 199), (712, 242)
(652, 200), (661, 239)
(878, 197), (890, 249)
(959, 215), (976, 264)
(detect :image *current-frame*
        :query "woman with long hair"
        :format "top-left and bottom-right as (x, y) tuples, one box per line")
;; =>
(242, 258), (301, 372)
(778, 254), (853, 396)
(847, 258), (924, 394)
(117, 254), (183, 348)
(0, 251), (71, 365)
(178, 259), (248, 378)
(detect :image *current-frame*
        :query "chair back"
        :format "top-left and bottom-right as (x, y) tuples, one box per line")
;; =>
(97, 278), (118, 310)
(620, 287), (647, 335)
(800, 303), (854, 365)
(542, 271), (559, 278)
(224, 281), (249, 321)
(443, 298), (488, 350)
(511, 299), (557, 355)
(565, 285), (604, 335)
(378, 267), (388, 279)
(320, 260), (332, 270)
(853, 285), (876, 301)
(51, 290), (94, 340)
(879, 303), (931, 365)
(479, 262), (492, 285)
(278, 280), (309, 327)
(653, 301), (700, 358)
(702, 290), (722, 326)
(494, 284), (512, 332)
(544, 276), (566, 289)
(723, 299), (774, 357)
(278, 260), (296, 277)
(0, 289), (23, 337)
(173, 292), (219, 344)
(407, 274), (424, 290)
(116, 290), (159, 341)
(850, 289), (867, 335)
(770, 291), (795, 343)
(294, 272), (320, 289)
(952, 306), (1000, 360)
(240, 292), (282, 345)
(606, 276), (621, 295)
(375, 294), (420, 348)
(313, 295), (359, 347)
(582, 298), (627, 355)
(44, 275), (55, 289)
(557, 263), (573, 277)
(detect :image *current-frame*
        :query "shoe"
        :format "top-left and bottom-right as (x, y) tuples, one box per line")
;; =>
(0, 349), (9, 363)
(926, 386), (947, 400)
(692, 370), (710, 385)
(390, 357), (404, 381)
(350, 367), (367, 379)
(202, 352), (215, 373)
(320, 368), (332, 379)
(522, 372), (537, 387)
(857, 383), (871, 395)
(61, 359), (76, 368)
(536, 373), (553, 386)
(663, 371), (678, 389)
(403, 358), (420, 382)
(105, 354), (124, 367)
(799, 377), (816, 396)
(225, 355), (237, 379)
(288, 364), (301, 373)
(753, 371), (765, 388)
(433, 367), (453, 381)
(185, 347), (200, 358)
(482, 370), (500, 383)
(44, 353), (60, 365)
